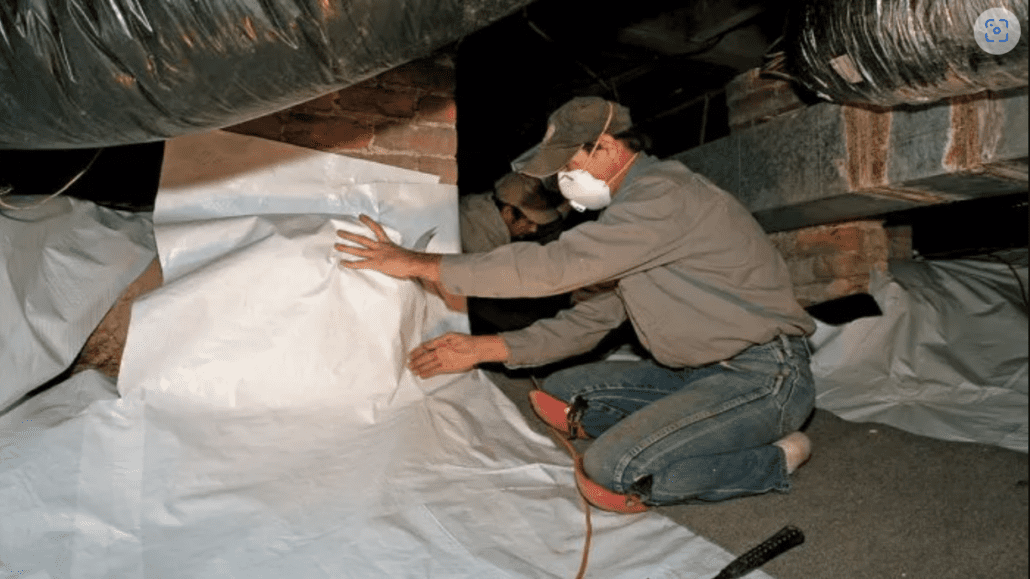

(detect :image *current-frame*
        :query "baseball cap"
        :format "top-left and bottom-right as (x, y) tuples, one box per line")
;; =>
(518, 96), (633, 178)
(493, 172), (562, 225)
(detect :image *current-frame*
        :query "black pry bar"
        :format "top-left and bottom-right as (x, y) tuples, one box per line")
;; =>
(712, 525), (805, 579)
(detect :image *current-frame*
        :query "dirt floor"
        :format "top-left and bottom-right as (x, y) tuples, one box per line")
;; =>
(484, 370), (1029, 579)
(72, 258), (163, 378)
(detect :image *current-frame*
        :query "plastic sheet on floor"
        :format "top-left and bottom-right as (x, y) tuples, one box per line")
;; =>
(811, 258), (1028, 453)
(1, 196), (155, 408)
(1, 131), (769, 579)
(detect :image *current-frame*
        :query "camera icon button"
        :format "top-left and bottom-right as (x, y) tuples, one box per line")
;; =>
(976, 8), (1021, 54)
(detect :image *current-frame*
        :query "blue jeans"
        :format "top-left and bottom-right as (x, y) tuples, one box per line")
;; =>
(541, 335), (815, 505)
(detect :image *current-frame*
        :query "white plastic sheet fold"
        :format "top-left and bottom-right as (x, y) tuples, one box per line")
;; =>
(0, 197), (155, 407)
(812, 258), (1029, 453)
(1, 131), (767, 579)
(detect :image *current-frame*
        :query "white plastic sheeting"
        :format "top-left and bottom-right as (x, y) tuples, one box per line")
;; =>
(811, 258), (1029, 453)
(0, 197), (155, 408)
(1, 131), (768, 579)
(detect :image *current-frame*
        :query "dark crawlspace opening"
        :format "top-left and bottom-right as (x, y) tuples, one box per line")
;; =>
(0, 142), (164, 212)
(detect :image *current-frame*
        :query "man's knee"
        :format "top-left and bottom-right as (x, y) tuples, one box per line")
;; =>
(582, 443), (654, 497)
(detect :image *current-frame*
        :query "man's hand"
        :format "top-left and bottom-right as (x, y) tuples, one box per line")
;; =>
(335, 215), (441, 281)
(408, 333), (509, 379)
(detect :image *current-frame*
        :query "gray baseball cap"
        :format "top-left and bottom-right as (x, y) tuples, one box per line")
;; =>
(518, 96), (633, 178)
(493, 172), (561, 225)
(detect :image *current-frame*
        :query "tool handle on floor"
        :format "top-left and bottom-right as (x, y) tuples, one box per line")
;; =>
(712, 525), (805, 579)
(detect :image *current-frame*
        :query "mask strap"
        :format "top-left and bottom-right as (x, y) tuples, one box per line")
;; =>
(587, 102), (615, 157)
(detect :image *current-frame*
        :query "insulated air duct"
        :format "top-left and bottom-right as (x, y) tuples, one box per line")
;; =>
(784, 0), (1028, 106)
(0, 0), (532, 149)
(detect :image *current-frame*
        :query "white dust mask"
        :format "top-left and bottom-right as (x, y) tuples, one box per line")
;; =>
(555, 102), (620, 212)
(557, 169), (611, 212)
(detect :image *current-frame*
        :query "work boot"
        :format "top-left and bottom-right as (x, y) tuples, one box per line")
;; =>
(528, 390), (589, 439)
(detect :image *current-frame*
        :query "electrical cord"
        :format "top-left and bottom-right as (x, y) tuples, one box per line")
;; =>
(712, 525), (806, 579)
(530, 376), (593, 579)
(0, 149), (103, 211)
(551, 429), (594, 579)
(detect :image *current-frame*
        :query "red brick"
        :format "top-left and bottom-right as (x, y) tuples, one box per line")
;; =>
(417, 95), (457, 125)
(814, 252), (869, 279)
(863, 227), (890, 262)
(795, 225), (865, 255)
(794, 275), (871, 307)
(339, 110), (387, 128)
(374, 124), (456, 156)
(418, 156), (458, 185)
(290, 92), (338, 116)
(341, 151), (421, 172)
(887, 225), (913, 260)
(378, 57), (456, 94)
(347, 76), (381, 91)
(224, 113), (285, 142)
(280, 115), (374, 151)
(726, 67), (805, 131)
(774, 221), (894, 304)
(336, 85), (418, 119)
(826, 276), (871, 300)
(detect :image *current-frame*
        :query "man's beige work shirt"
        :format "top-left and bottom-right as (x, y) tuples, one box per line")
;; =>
(440, 155), (815, 368)
(458, 192), (510, 254)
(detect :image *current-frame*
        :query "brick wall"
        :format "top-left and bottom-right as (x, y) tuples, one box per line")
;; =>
(72, 53), (458, 379)
(725, 68), (807, 133)
(768, 221), (912, 306)
(725, 68), (919, 306)
(226, 53), (458, 184)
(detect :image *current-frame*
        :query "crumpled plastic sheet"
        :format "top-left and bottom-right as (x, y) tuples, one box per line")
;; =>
(0, 197), (155, 409)
(811, 258), (1029, 453)
(0, 131), (767, 579)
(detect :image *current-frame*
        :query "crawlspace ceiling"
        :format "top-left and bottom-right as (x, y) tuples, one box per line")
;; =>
(455, 0), (796, 193)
